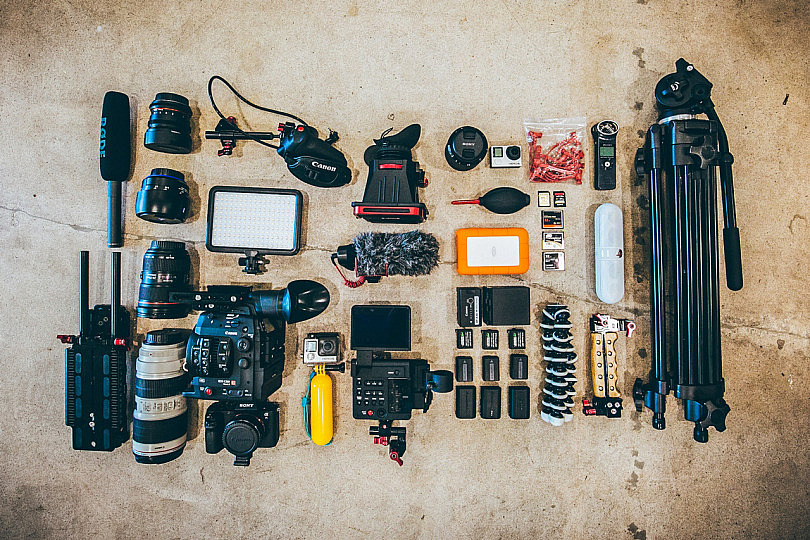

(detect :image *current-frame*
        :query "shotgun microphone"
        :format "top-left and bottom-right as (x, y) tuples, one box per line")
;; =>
(100, 91), (132, 248)
(331, 231), (440, 287)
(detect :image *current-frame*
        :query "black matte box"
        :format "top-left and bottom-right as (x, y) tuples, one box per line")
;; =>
(482, 286), (530, 326)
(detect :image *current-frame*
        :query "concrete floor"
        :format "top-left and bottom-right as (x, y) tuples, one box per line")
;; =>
(1, 0), (809, 538)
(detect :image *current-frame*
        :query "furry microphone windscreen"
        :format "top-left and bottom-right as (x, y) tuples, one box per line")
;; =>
(353, 231), (440, 277)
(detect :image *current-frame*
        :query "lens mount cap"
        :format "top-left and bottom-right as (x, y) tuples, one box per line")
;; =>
(445, 126), (488, 171)
(223, 419), (261, 456)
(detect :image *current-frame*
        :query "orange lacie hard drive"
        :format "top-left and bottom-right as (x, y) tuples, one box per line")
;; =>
(456, 228), (530, 275)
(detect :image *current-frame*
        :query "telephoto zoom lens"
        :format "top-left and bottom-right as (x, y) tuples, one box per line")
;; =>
(137, 240), (191, 319)
(135, 168), (190, 224)
(133, 329), (189, 464)
(144, 93), (192, 154)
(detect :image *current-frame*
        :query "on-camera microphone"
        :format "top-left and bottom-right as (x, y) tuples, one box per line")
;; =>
(100, 91), (132, 248)
(331, 230), (439, 287)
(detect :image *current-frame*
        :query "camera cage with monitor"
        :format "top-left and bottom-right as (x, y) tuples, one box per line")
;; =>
(349, 305), (452, 465)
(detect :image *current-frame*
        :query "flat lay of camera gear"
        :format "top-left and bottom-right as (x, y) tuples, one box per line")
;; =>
(5, 2), (809, 537)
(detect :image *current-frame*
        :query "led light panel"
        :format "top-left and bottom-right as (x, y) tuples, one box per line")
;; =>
(206, 187), (302, 255)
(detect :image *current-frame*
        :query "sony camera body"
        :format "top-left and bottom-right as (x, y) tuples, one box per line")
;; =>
(277, 122), (351, 188)
(303, 332), (340, 365)
(205, 401), (279, 466)
(183, 304), (285, 402)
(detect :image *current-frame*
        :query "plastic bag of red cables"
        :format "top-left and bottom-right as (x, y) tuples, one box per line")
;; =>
(523, 118), (586, 184)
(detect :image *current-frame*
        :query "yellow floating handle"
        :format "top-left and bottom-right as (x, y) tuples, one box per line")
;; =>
(310, 366), (334, 446)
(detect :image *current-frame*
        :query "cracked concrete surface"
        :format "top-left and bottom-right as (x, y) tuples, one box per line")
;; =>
(1, 0), (809, 538)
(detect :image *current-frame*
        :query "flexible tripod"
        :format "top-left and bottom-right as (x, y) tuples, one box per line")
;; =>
(633, 59), (743, 442)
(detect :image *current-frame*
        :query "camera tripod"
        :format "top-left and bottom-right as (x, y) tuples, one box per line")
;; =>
(633, 59), (743, 442)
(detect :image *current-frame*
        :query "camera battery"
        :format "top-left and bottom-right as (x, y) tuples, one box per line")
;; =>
(456, 287), (482, 327)
(508, 386), (530, 419)
(508, 328), (526, 349)
(510, 353), (528, 379)
(456, 356), (473, 382)
(480, 386), (501, 419)
(456, 328), (474, 349)
(482, 329), (499, 349)
(482, 355), (500, 381)
(456, 386), (477, 419)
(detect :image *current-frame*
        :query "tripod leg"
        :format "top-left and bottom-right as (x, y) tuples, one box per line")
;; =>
(633, 126), (667, 428)
(673, 165), (689, 388)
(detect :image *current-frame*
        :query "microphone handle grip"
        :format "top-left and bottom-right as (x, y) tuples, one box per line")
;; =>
(107, 181), (123, 248)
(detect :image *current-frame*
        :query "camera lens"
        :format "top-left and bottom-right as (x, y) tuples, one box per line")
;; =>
(319, 339), (336, 355)
(144, 93), (192, 154)
(506, 145), (521, 160)
(137, 240), (191, 319)
(135, 168), (190, 224)
(133, 329), (189, 464)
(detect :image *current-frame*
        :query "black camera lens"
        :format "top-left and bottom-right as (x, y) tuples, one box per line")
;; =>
(144, 93), (192, 154)
(133, 329), (189, 464)
(506, 145), (521, 160)
(135, 168), (190, 224)
(319, 338), (336, 355)
(137, 240), (191, 319)
(445, 126), (488, 171)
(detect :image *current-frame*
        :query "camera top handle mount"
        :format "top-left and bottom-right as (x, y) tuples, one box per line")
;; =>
(169, 280), (330, 324)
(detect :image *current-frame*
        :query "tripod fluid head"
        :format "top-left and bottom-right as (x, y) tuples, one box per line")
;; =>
(655, 58), (714, 119)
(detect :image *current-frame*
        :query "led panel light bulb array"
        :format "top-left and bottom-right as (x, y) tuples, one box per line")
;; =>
(206, 186), (303, 274)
